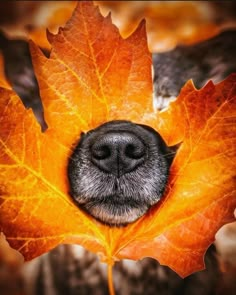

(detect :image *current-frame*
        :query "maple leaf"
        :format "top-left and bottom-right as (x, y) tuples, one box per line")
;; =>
(0, 1), (236, 278)
(0, 54), (10, 89)
(97, 1), (221, 52)
(28, 1), (77, 51)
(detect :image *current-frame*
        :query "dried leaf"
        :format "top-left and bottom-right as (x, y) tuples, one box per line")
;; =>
(0, 54), (10, 89)
(97, 1), (221, 52)
(0, 1), (232, 53)
(0, 1), (235, 277)
(28, 1), (77, 51)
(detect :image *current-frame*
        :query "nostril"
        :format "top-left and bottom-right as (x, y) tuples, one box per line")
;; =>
(90, 131), (146, 176)
(91, 144), (111, 160)
(125, 143), (145, 159)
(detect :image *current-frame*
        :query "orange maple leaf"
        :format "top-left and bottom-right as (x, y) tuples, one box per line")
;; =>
(0, 54), (10, 89)
(0, 1), (236, 278)
(97, 1), (221, 52)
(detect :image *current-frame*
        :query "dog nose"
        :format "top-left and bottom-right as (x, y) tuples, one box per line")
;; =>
(91, 132), (146, 177)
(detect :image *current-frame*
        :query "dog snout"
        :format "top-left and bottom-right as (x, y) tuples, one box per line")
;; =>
(90, 132), (146, 177)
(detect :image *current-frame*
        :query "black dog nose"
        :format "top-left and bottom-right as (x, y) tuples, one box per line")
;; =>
(91, 132), (146, 177)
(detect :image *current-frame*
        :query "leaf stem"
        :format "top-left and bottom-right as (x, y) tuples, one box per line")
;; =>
(107, 263), (115, 295)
